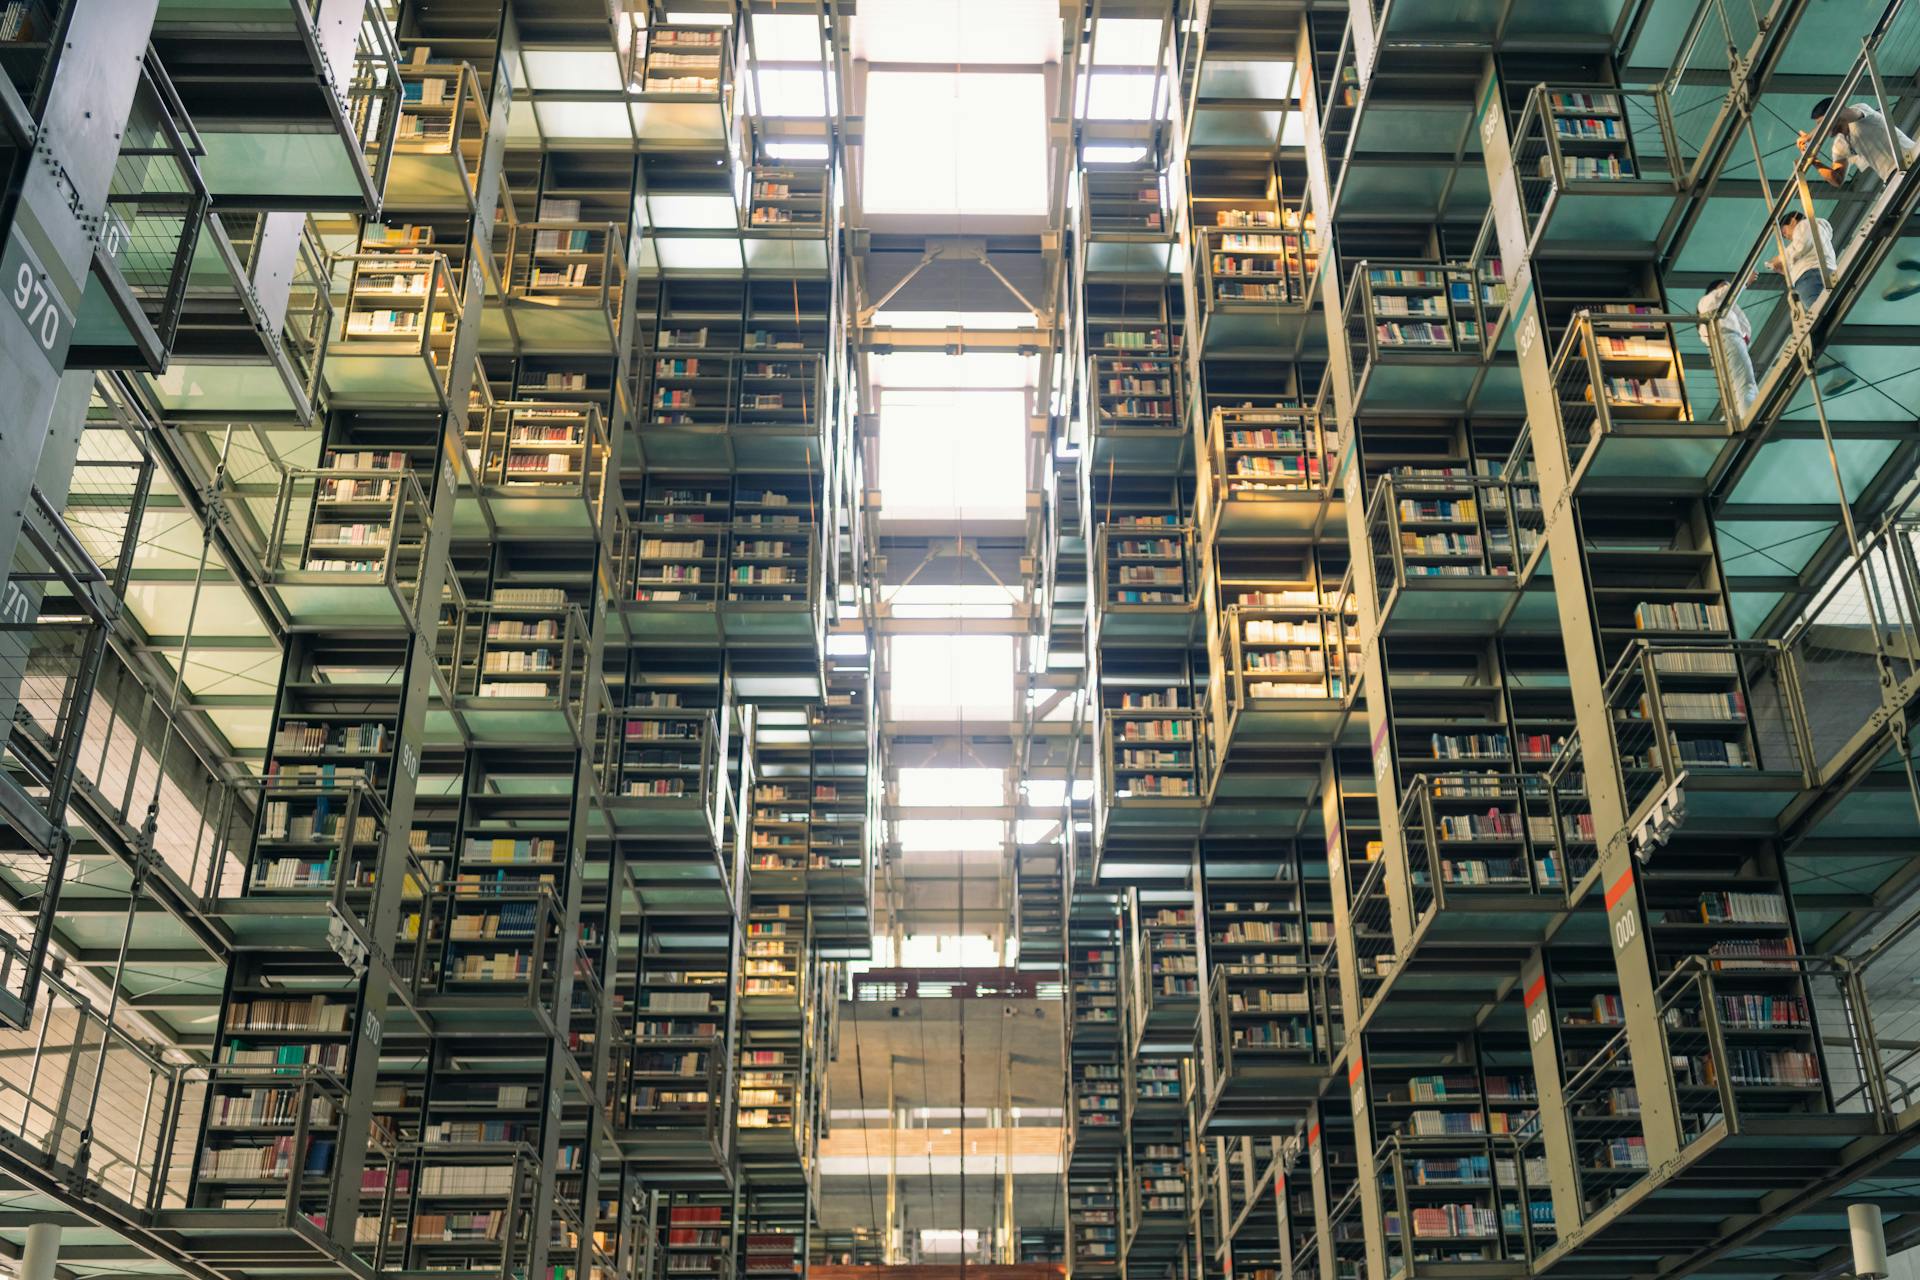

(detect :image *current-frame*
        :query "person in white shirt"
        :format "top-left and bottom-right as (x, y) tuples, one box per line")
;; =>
(1760, 209), (1837, 311)
(1800, 96), (1917, 186)
(1697, 279), (1756, 414)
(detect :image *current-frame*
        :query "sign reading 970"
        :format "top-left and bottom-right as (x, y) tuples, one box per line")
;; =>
(1, 229), (71, 366)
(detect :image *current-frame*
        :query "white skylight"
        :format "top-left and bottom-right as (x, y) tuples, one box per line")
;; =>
(1080, 71), (1162, 121)
(877, 388), (1025, 521)
(746, 68), (830, 117)
(863, 71), (1047, 216)
(897, 768), (1006, 807)
(1090, 17), (1163, 65)
(895, 819), (1006, 852)
(890, 634), (1015, 720)
(750, 11), (824, 59)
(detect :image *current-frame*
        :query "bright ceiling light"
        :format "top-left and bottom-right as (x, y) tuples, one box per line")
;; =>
(1083, 144), (1149, 165)
(864, 71), (1047, 216)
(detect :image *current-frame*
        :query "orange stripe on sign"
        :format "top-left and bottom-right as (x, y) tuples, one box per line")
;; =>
(1307, 1123), (1321, 1147)
(1605, 869), (1634, 910)
(1522, 974), (1546, 1008)
(1348, 1056), (1364, 1085)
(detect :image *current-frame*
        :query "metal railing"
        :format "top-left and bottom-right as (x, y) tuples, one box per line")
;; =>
(256, 462), (434, 620)
(1545, 950), (1868, 1232)
(505, 220), (627, 328)
(1343, 258), (1507, 373)
(1347, 852), (1397, 1008)
(1602, 639), (1813, 828)
(1099, 706), (1206, 806)
(1784, 519), (1920, 773)
(440, 597), (593, 732)
(1365, 473), (1525, 613)
(339, 0), (403, 203)
(1197, 224), (1318, 310)
(331, 248), (464, 403)
(1549, 308), (1730, 484)
(1651, 0), (1766, 189)
(1508, 83), (1678, 242)
(1721, 0), (1920, 338)
(1204, 404), (1333, 512)
(97, 51), (209, 357)
(1399, 773), (1586, 921)
(602, 705), (726, 828)
(376, 60), (491, 205)
(1095, 521), (1200, 614)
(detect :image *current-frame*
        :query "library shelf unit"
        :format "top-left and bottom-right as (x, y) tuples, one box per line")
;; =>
(1094, 663), (1209, 847)
(1547, 309), (1735, 495)
(1365, 473), (1554, 637)
(258, 452), (434, 629)
(740, 1229), (804, 1280)
(1071, 927), (1127, 1047)
(1201, 876), (1338, 1120)
(229, 775), (438, 965)
(1199, 404), (1339, 540)
(325, 232), (464, 409)
(1600, 638), (1812, 832)
(1342, 260), (1521, 417)
(461, 399), (613, 539)
(629, 25), (733, 142)
(1197, 223), (1317, 312)
(1070, 1165), (1126, 1274)
(1507, 84), (1682, 252)
(735, 1038), (806, 1162)
(744, 162), (831, 232)
(379, 54), (490, 210)
(1081, 165), (1172, 237)
(655, 1189), (736, 1280)
(602, 701), (727, 846)
(807, 662), (875, 943)
(747, 727), (812, 895)
(1128, 892), (1201, 1053)
(388, 1140), (542, 1279)
(740, 902), (809, 1024)
(438, 594), (594, 745)
(1387, 773), (1581, 995)
(1090, 350), (1185, 439)
(1081, 288), (1188, 472)
(502, 219), (627, 352)
(1125, 1129), (1193, 1250)
(1075, 1060), (1127, 1148)
(619, 920), (735, 1167)
(1014, 843), (1066, 973)
(1093, 520), (1201, 646)
(1208, 585), (1352, 751)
